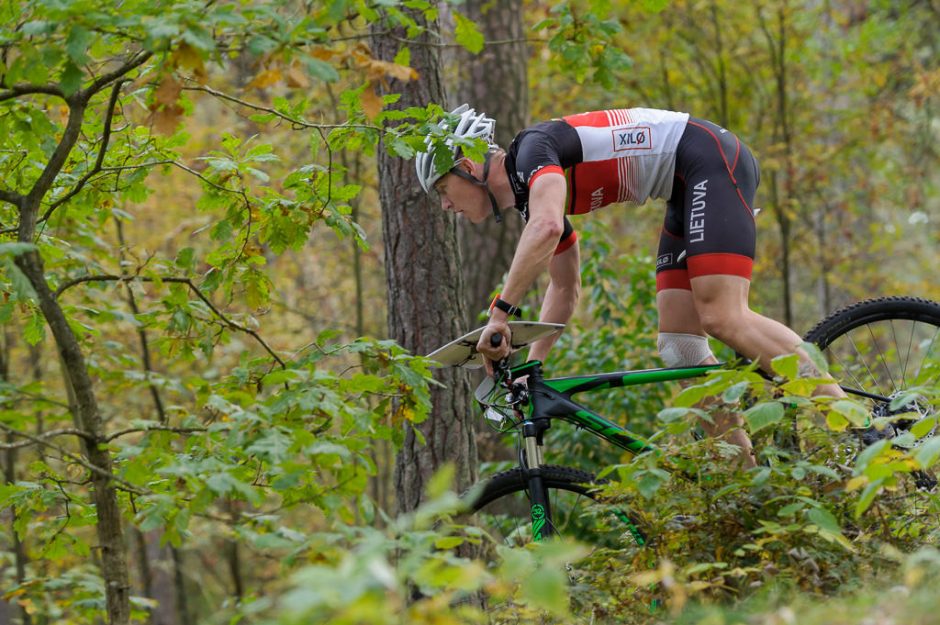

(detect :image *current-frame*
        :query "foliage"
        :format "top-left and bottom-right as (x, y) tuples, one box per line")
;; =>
(0, 0), (491, 622)
(1, 0), (938, 623)
(548, 355), (940, 623)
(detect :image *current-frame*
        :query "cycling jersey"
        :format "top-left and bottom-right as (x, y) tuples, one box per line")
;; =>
(503, 108), (759, 288)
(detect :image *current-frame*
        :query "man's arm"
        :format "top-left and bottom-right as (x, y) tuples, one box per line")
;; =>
(528, 238), (580, 362)
(478, 172), (568, 362)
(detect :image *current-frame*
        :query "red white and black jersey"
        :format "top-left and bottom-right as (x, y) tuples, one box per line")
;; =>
(502, 108), (760, 291)
(506, 108), (690, 246)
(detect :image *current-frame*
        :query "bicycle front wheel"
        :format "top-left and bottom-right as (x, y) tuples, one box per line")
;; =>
(803, 296), (940, 399)
(466, 465), (646, 548)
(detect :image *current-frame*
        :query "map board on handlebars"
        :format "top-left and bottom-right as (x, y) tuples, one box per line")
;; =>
(426, 322), (565, 368)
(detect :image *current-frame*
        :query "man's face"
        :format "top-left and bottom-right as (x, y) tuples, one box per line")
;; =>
(433, 163), (489, 224)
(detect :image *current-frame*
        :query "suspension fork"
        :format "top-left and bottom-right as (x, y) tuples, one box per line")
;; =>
(522, 418), (553, 541)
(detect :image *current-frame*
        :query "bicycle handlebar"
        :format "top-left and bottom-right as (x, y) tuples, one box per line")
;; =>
(486, 332), (514, 381)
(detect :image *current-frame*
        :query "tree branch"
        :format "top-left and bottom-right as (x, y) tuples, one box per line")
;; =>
(0, 159), (243, 236)
(182, 81), (380, 132)
(105, 425), (208, 443)
(0, 421), (147, 495)
(0, 188), (24, 208)
(0, 426), (93, 450)
(20, 97), (88, 237)
(85, 50), (153, 97)
(55, 275), (287, 368)
(0, 83), (65, 103)
(37, 80), (127, 226)
(116, 219), (168, 424)
(15, 50), (152, 240)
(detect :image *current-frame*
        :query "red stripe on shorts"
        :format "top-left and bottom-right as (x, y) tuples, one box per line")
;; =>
(656, 269), (692, 291)
(687, 253), (753, 280)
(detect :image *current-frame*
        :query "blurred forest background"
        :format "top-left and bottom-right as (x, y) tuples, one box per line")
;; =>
(0, 1), (938, 624)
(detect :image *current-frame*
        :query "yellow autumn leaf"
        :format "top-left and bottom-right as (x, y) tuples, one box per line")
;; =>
(362, 58), (417, 82)
(360, 81), (383, 120)
(845, 475), (868, 491)
(149, 75), (184, 135)
(310, 47), (337, 61)
(247, 68), (282, 90)
(152, 75), (182, 108)
(151, 103), (184, 135)
(173, 42), (206, 81)
(2, 587), (27, 600)
(285, 63), (309, 88)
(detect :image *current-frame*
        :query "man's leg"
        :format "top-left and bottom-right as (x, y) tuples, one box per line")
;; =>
(658, 288), (756, 467)
(688, 274), (845, 397)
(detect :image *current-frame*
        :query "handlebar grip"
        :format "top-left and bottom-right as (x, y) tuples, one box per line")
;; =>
(490, 333), (503, 348)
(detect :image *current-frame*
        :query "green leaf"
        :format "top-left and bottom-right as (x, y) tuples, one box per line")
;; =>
(829, 400), (870, 427)
(454, 12), (485, 54)
(914, 437), (940, 469)
(24, 311), (45, 346)
(0, 242), (38, 257)
(801, 341), (830, 376)
(433, 536), (464, 550)
(854, 439), (889, 474)
(771, 353), (799, 380)
(674, 383), (714, 407)
(66, 26), (93, 65)
(3, 258), (38, 301)
(806, 506), (841, 534)
(912, 416), (938, 439)
(175, 247), (195, 268)
(427, 463), (455, 499)
(521, 567), (569, 615)
(744, 402), (784, 434)
(854, 480), (883, 517)
(722, 381), (750, 403)
(394, 46), (411, 68)
(777, 502), (805, 517)
(60, 60), (84, 96)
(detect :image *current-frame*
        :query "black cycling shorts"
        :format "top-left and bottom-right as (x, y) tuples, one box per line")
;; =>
(655, 117), (760, 291)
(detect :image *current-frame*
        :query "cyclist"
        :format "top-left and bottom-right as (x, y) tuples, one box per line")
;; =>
(415, 104), (846, 465)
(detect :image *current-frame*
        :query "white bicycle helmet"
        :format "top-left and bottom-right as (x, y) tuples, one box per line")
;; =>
(415, 103), (497, 194)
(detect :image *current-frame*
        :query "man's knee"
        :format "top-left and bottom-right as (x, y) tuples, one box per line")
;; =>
(658, 332), (714, 367)
(694, 299), (746, 341)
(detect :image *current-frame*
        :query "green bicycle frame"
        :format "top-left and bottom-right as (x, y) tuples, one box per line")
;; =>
(514, 360), (720, 456)
(505, 360), (720, 541)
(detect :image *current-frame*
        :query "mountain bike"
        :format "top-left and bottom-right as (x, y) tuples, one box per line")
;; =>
(428, 296), (940, 545)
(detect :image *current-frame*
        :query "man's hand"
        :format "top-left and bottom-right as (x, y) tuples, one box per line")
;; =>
(478, 320), (512, 377)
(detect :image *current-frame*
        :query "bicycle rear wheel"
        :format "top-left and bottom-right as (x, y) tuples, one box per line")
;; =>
(803, 296), (940, 491)
(803, 296), (940, 400)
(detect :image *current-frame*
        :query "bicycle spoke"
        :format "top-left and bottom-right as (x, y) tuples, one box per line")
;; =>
(839, 331), (880, 394)
(866, 321), (898, 394)
(913, 324), (939, 383)
(901, 320), (913, 385)
(822, 317), (940, 399)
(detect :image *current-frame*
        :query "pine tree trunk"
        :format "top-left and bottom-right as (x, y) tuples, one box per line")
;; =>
(454, 0), (528, 325)
(372, 10), (478, 511)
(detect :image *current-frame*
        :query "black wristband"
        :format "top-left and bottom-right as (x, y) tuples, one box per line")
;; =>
(492, 297), (521, 318)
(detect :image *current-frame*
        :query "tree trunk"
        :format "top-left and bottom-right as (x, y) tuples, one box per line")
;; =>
(759, 2), (795, 326)
(453, 0), (528, 326)
(15, 250), (131, 625)
(372, 9), (477, 512)
(1, 330), (32, 625)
